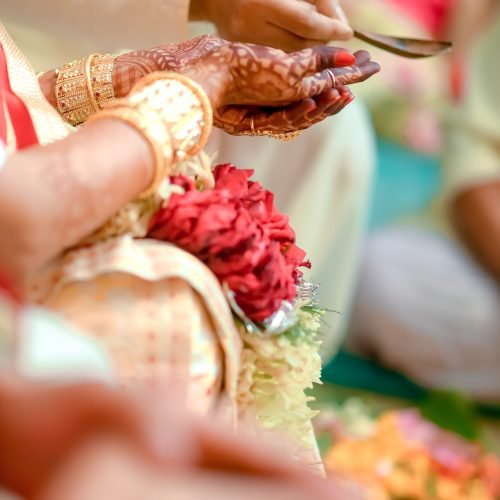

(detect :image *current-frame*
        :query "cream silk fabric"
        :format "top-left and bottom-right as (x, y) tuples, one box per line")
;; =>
(29, 237), (242, 416)
(3, 1), (376, 358)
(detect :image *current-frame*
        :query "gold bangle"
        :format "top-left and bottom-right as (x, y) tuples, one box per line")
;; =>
(240, 128), (302, 142)
(269, 131), (302, 142)
(85, 54), (100, 113)
(89, 53), (116, 109)
(56, 56), (94, 126)
(129, 71), (212, 158)
(87, 106), (173, 198)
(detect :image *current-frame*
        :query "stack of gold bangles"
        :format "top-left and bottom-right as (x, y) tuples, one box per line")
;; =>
(56, 53), (116, 126)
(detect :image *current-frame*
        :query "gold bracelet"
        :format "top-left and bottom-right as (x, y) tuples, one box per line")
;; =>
(85, 54), (100, 113)
(56, 56), (93, 126)
(239, 129), (303, 142)
(239, 118), (302, 142)
(56, 53), (116, 126)
(89, 53), (116, 109)
(127, 71), (212, 159)
(87, 106), (173, 198)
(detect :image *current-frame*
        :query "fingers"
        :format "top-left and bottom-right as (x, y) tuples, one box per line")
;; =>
(310, 88), (343, 115)
(294, 46), (356, 80)
(214, 88), (346, 135)
(354, 49), (371, 65)
(297, 52), (380, 98)
(268, 0), (353, 42)
(246, 23), (323, 53)
(278, 98), (318, 124)
(291, 88), (349, 127)
(323, 86), (354, 116)
(331, 59), (381, 86)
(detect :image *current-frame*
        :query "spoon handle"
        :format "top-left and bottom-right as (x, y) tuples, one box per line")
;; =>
(353, 29), (452, 59)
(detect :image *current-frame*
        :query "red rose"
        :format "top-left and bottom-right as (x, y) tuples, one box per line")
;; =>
(223, 241), (297, 321)
(148, 166), (309, 322)
(214, 164), (300, 252)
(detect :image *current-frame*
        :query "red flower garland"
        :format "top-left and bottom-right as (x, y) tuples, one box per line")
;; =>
(148, 164), (309, 322)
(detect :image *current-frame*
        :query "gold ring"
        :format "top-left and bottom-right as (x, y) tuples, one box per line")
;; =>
(325, 68), (336, 88)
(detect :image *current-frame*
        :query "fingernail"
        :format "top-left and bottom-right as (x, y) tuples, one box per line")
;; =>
(336, 52), (356, 66)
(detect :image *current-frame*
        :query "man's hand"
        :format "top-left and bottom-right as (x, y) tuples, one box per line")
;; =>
(193, 0), (353, 52)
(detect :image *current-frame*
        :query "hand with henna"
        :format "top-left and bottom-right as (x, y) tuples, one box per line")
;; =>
(112, 35), (379, 108)
(213, 50), (377, 135)
(149, 38), (379, 134)
(40, 36), (379, 135)
(176, 42), (379, 108)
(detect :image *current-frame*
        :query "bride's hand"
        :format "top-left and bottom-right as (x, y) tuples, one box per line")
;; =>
(214, 50), (376, 135)
(214, 85), (353, 135)
(114, 35), (360, 105)
(178, 42), (377, 108)
(115, 35), (378, 107)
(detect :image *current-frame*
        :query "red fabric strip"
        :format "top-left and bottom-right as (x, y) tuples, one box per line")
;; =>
(0, 42), (39, 150)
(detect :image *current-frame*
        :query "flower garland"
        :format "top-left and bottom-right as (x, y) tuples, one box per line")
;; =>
(236, 303), (324, 448)
(147, 164), (324, 449)
(324, 409), (500, 500)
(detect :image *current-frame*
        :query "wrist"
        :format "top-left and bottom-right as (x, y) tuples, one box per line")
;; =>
(38, 70), (58, 109)
(113, 52), (157, 98)
(180, 65), (229, 109)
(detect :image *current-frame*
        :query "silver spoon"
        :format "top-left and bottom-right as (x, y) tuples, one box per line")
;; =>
(353, 29), (452, 58)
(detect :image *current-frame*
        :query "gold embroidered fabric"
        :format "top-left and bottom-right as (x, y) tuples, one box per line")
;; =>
(29, 236), (242, 418)
(0, 23), (71, 150)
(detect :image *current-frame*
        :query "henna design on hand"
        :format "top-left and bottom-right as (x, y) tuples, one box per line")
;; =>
(214, 86), (354, 135)
(175, 42), (364, 109)
(113, 35), (228, 97)
(113, 35), (379, 135)
(213, 50), (378, 135)
(214, 43), (358, 105)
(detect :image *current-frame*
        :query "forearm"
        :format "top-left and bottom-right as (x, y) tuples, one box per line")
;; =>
(451, 181), (500, 280)
(0, 120), (152, 281)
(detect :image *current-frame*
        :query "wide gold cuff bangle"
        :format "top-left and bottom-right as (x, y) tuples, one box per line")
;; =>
(56, 54), (116, 126)
(87, 106), (173, 198)
(126, 71), (212, 159)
